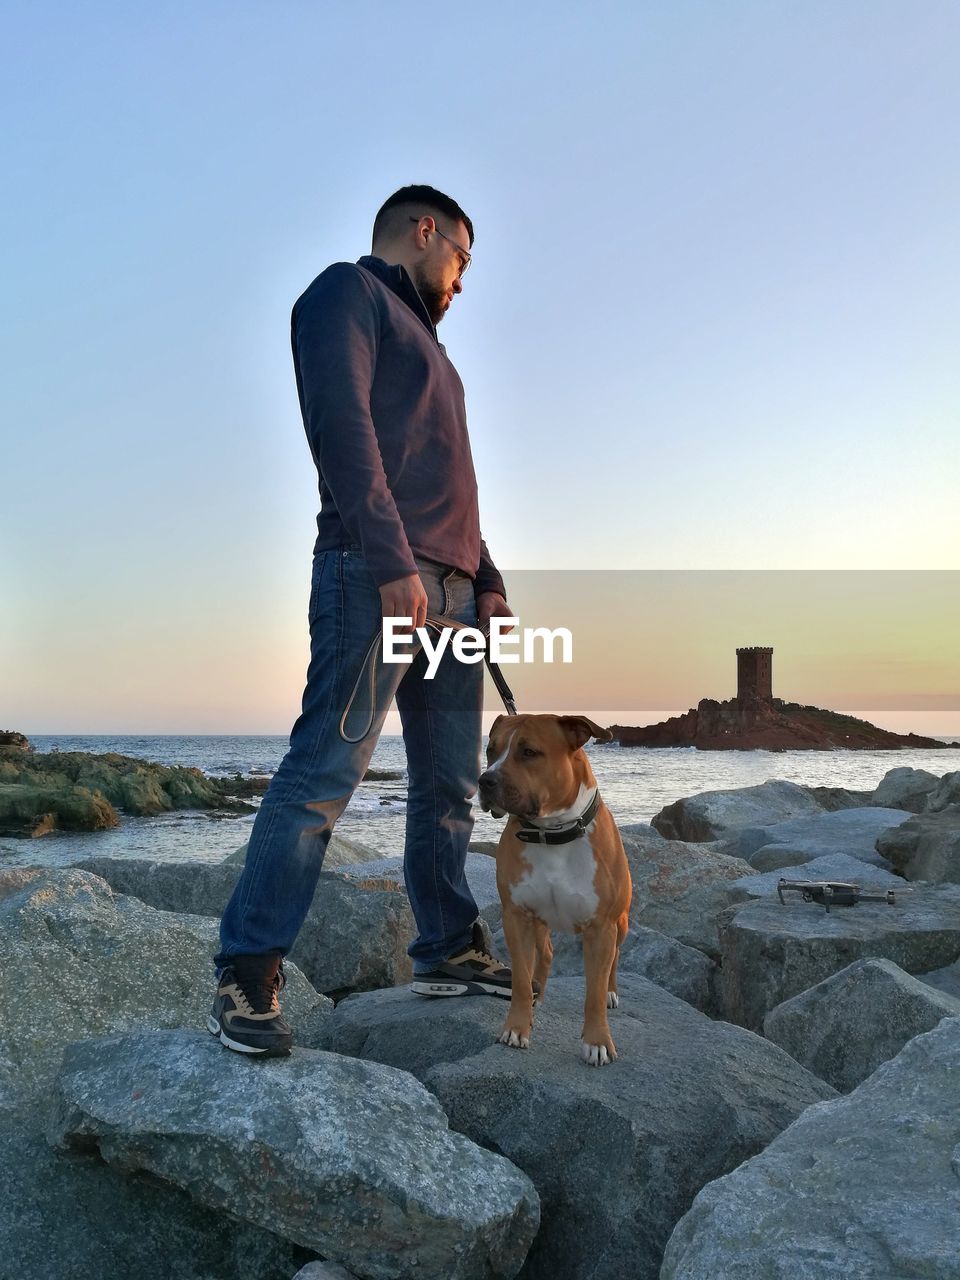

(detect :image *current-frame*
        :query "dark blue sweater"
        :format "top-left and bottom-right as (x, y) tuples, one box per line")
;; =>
(291, 254), (505, 597)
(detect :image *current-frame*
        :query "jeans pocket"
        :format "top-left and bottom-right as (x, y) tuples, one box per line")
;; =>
(307, 551), (331, 620)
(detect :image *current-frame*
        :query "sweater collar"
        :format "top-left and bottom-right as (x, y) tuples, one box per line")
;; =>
(356, 255), (437, 340)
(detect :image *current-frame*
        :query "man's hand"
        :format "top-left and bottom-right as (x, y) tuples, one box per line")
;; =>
(477, 591), (513, 634)
(379, 573), (428, 635)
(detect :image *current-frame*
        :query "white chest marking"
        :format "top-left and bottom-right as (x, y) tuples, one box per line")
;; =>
(511, 835), (600, 934)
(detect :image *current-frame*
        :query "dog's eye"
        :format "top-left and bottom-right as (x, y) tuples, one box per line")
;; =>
(521, 747), (540, 759)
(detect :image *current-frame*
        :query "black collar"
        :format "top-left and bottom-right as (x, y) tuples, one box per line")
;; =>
(515, 789), (602, 845)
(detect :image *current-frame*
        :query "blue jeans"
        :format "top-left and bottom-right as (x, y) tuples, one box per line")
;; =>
(215, 547), (484, 972)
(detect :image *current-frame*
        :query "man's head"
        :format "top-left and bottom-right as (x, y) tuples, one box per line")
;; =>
(372, 184), (473, 325)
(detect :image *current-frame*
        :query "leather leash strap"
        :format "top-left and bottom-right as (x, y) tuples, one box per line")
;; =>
(339, 614), (519, 744)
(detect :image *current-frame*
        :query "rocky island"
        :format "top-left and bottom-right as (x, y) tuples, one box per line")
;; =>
(610, 647), (956, 751)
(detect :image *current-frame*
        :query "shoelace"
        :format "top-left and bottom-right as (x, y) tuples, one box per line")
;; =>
(232, 967), (285, 1016)
(463, 943), (503, 969)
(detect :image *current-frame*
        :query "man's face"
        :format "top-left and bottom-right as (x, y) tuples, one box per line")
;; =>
(411, 217), (470, 325)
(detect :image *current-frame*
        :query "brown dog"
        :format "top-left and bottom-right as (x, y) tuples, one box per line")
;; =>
(478, 713), (632, 1066)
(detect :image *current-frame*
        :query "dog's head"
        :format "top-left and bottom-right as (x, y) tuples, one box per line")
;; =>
(477, 713), (612, 820)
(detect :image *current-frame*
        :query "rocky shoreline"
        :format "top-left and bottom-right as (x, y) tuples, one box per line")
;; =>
(2, 751), (960, 1277)
(0, 733), (405, 838)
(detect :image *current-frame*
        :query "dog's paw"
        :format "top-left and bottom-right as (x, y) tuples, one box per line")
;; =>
(606, 991), (619, 1010)
(580, 1037), (617, 1067)
(498, 1028), (530, 1049)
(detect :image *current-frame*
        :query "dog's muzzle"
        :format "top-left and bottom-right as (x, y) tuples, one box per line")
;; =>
(478, 772), (507, 819)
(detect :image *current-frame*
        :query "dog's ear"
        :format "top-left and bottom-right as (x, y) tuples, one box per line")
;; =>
(488, 714), (506, 740)
(558, 716), (613, 750)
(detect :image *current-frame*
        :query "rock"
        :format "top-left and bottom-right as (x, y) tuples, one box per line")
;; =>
(730, 853), (905, 901)
(0, 749), (252, 821)
(217, 773), (272, 797)
(762, 957), (960, 1091)
(612, 697), (951, 750)
(300, 983), (506, 1072)
(918, 957), (960, 1000)
(76, 857), (415, 997)
(870, 766), (941, 813)
(620, 828), (755, 958)
(660, 1016), (960, 1280)
(317, 976), (835, 1280)
(876, 809), (960, 883)
(718, 885), (960, 1030)
(805, 785), (874, 811)
(0, 1094), (316, 1280)
(526, 923), (718, 1015)
(78, 856), (243, 918)
(0, 866), (326, 1099)
(0, 730), (30, 751)
(50, 1030), (539, 1280)
(927, 771), (960, 812)
(224, 832), (384, 870)
(0, 781), (119, 836)
(338, 853), (503, 928)
(652, 779), (824, 842)
(0, 866), (327, 1280)
(293, 1264), (359, 1280)
(288, 875), (415, 997)
(724, 806), (910, 870)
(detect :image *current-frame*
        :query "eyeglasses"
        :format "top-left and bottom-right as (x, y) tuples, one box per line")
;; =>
(408, 216), (472, 277)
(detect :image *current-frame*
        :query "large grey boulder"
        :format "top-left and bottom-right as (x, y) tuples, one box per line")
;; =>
(918, 956), (960, 1000)
(762, 957), (960, 1091)
(723, 807), (910, 871)
(78, 855), (242, 917)
(338, 852), (503, 929)
(0, 866), (328, 1280)
(294, 1265), (358, 1280)
(0, 866), (325, 1099)
(518, 923), (718, 1015)
(316, 975), (835, 1280)
(806, 785), (874, 811)
(927, 771), (960, 812)
(661, 1016), (960, 1280)
(730, 853), (904, 901)
(652, 779), (824, 843)
(289, 875), (414, 997)
(719, 885), (960, 1030)
(876, 809), (960, 883)
(1, 1095), (316, 1280)
(50, 1030), (539, 1280)
(302, 983), (506, 1073)
(870, 766), (941, 813)
(77, 856), (415, 997)
(224, 832), (382, 869)
(620, 828), (755, 958)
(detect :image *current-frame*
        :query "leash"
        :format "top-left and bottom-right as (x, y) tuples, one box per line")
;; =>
(339, 613), (519, 743)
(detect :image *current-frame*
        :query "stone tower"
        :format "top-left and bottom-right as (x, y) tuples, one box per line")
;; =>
(736, 646), (773, 703)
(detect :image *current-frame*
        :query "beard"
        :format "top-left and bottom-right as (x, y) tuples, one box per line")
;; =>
(410, 266), (448, 325)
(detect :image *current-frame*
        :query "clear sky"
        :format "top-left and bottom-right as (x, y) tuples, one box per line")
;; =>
(3, 2), (958, 733)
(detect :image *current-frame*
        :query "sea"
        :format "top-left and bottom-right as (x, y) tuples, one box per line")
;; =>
(3, 732), (959, 869)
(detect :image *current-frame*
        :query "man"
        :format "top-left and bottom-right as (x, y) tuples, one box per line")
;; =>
(209, 185), (514, 1056)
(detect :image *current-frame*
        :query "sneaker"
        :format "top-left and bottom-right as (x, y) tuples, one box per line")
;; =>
(207, 953), (293, 1057)
(411, 922), (519, 999)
